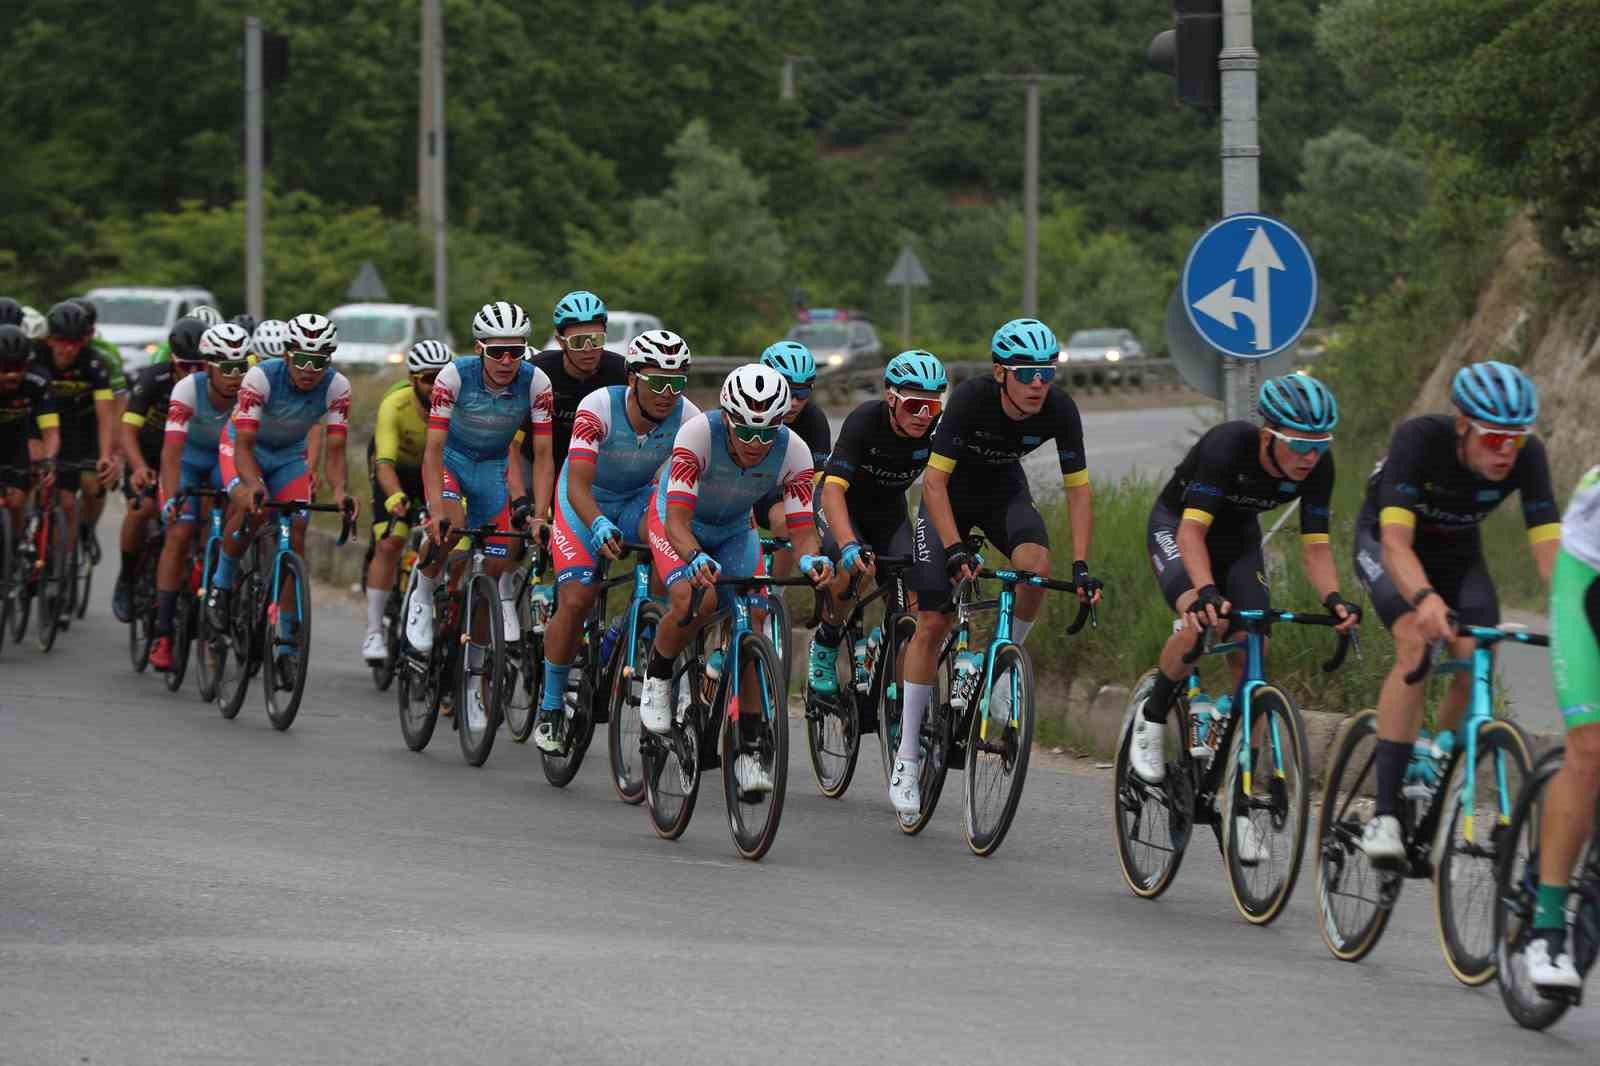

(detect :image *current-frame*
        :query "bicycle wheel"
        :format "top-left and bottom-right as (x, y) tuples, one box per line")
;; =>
(722, 631), (789, 860)
(644, 667), (700, 839)
(455, 572), (504, 766)
(890, 620), (954, 836)
(195, 545), (222, 703)
(214, 567), (259, 721)
(0, 511), (14, 656)
(761, 589), (793, 689)
(503, 609), (542, 744)
(963, 641), (1034, 857)
(9, 515), (33, 646)
(1435, 717), (1532, 985)
(371, 584), (402, 692)
(73, 525), (92, 620)
(128, 556), (156, 672)
(1314, 709), (1400, 962)
(36, 511), (67, 653)
(541, 651), (596, 789)
(1495, 749), (1576, 1030)
(263, 553), (312, 732)
(166, 586), (193, 692)
(804, 627), (860, 799)
(607, 602), (657, 805)
(1113, 670), (1196, 899)
(1219, 684), (1311, 925)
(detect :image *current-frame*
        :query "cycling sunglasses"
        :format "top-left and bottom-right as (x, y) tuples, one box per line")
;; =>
(481, 343), (526, 363)
(562, 332), (606, 351)
(211, 358), (250, 378)
(1469, 420), (1530, 452)
(288, 352), (331, 371)
(1266, 427), (1333, 456)
(1003, 364), (1056, 386)
(731, 423), (778, 445)
(172, 359), (207, 376)
(788, 385), (813, 402)
(410, 370), (440, 386)
(638, 372), (687, 396)
(889, 389), (943, 418)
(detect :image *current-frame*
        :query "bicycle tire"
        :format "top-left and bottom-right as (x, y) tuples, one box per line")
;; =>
(962, 641), (1034, 857)
(73, 525), (92, 620)
(0, 510), (14, 656)
(541, 648), (596, 789)
(644, 663), (700, 840)
(214, 561), (259, 721)
(36, 510), (67, 653)
(723, 631), (789, 860)
(1494, 748), (1574, 1030)
(371, 584), (402, 692)
(503, 626), (541, 744)
(9, 514), (33, 646)
(890, 620), (953, 836)
(1112, 670), (1195, 899)
(1314, 709), (1399, 962)
(761, 590), (793, 690)
(607, 602), (658, 805)
(804, 622), (860, 799)
(195, 542), (222, 704)
(166, 587), (193, 692)
(128, 553), (156, 672)
(1435, 717), (1532, 985)
(1219, 684), (1311, 925)
(455, 572), (504, 767)
(263, 552), (313, 731)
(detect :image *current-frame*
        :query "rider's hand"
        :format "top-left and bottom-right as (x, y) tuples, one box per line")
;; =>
(1323, 591), (1363, 634)
(34, 460), (55, 496)
(131, 465), (157, 492)
(508, 494), (535, 531)
(590, 514), (623, 560)
(1186, 583), (1229, 631)
(1413, 589), (1453, 643)
(687, 551), (720, 589)
(944, 543), (979, 585)
(385, 491), (410, 518)
(799, 553), (834, 586)
(340, 494), (358, 521)
(1072, 559), (1103, 606)
(95, 455), (118, 487)
(839, 540), (873, 576)
(161, 496), (181, 526)
(307, 469), (321, 499)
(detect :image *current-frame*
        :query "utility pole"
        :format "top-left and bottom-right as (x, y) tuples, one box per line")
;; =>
(418, 5), (433, 245)
(780, 55), (811, 101)
(422, 0), (448, 316)
(1219, 0), (1260, 420)
(244, 17), (264, 322)
(987, 75), (1068, 319)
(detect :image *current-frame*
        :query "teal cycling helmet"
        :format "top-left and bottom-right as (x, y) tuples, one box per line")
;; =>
(553, 290), (607, 328)
(1451, 360), (1538, 426)
(760, 341), (817, 387)
(884, 350), (948, 392)
(1258, 373), (1338, 433)
(991, 318), (1059, 364)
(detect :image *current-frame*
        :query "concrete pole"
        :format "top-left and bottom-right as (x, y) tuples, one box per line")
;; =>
(418, 4), (432, 244)
(781, 56), (795, 101)
(426, 0), (448, 316)
(1023, 79), (1041, 319)
(244, 17), (265, 321)
(1219, 0), (1259, 420)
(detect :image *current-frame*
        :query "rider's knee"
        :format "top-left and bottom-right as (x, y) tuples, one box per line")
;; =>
(1566, 723), (1600, 772)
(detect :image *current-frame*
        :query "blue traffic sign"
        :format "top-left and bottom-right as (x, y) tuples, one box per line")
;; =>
(1181, 213), (1317, 360)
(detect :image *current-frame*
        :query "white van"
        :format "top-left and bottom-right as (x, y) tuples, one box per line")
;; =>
(325, 303), (452, 367)
(84, 286), (220, 370)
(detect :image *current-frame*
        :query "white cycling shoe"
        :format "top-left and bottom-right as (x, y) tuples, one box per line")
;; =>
(1524, 937), (1582, 992)
(639, 677), (674, 735)
(361, 630), (387, 662)
(734, 753), (773, 795)
(1234, 816), (1269, 865)
(889, 758), (922, 815)
(404, 595), (434, 653)
(1360, 814), (1406, 871)
(1129, 713), (1166, 783)
(501, 596), (521, 644)
(464, 684), (489, 735)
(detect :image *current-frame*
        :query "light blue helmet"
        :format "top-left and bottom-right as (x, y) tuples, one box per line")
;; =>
(1451, 360), (1538, 426)
(760, 341), (817, 387)
(1258, 373), (1338, 433)
(885, 350), (948, 392)
(990, 318), (1059, 364)
(553, 290), (607, 329)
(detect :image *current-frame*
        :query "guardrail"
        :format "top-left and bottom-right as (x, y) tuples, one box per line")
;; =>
(686, 356), (1181, 396)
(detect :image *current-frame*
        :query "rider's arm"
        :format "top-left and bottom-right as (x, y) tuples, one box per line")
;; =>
(922, 384), (975, 550)
(320, 373), (352, 502)
(563, 390), (611, 527)
(1517, 436), (1562, 584)
(526, 368), (555, 519)
(371, 392), (405, 502)
(1052, 390), (1094, 562)
(1296, 450), (1342, 602)
(422, 362), (460, 519)
(776, 431), (826, 565)
(819, 405), (871, 547)
(229, 366), (272, 493)
(661, 417), (708, 561)
(120, 370), (155, 480)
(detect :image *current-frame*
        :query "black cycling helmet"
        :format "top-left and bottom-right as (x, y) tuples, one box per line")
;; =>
(0, 297), (22, 328)
(71, 296), (99, 328)
(168, 317), (208, 362)
(0, 324), (32, 368)
(46, 300), (93, 340)
(230, 312), (258, 335)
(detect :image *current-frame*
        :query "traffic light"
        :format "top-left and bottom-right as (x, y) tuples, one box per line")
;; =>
(1147, 0), (1222, 111)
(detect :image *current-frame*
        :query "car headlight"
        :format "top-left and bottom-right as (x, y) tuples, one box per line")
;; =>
(828, 354), (844, 366)
(386, 351), (404, 365)
(1106, 350), (1121, 362)
(144, 343), (158, 354)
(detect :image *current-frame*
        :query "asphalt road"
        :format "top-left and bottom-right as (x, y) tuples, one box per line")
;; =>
(1, 496), (1593, 1064)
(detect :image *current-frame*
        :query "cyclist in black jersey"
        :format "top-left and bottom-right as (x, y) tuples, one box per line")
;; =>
(807, 350), (947, 697)
(1352, 361), (1562, 867)
(0, 325), (60, 533)
(1128, 376), (1361, 813)
(516, 290), (627, 488)
(754, 341), (832, 578)
(32, 301), (119, 570)
(896, 319), (1103, 814)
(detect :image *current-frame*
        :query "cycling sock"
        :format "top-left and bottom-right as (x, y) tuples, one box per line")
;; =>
(898, 682), (932, 762)
(814, 620), (843, 648)
(497, 569), (517, 600)
(1143, 672), (1180, 723)
(540, 661), (572, 713)
(1012, 617), (1035, 645)
(213, 552), (237, 590)
(156, 590), (178, 635)
(648, 650), (674, 681)
(365, 588), (386, 634)
(412, 569), (438, 602)
(117, 550), (136, 584)
(1533, 882), (1571, 932)
(1373, 739), (1413, 817)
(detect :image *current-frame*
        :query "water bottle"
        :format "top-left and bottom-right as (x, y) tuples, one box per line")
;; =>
(950, 649), (983, 711)
(563, 670), (583, 721)
(530, 583), (555, 634)
(598, 620), (623, 668)
(1186, 685), (1218, 759)
(853, 625), (882, 693)
(1403, 729), (1454, 803)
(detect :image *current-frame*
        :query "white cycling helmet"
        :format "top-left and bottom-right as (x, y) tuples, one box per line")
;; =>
(20, 305), (46, 340)
(626, 329), (691, 372)
(286, 312), (339, 356)
(199, 323), (251, 362)
(251, 318), (289, 358)
(720, 364), (790, 429)
(407, 339), (453, 372)
(188, 305), (223, 327)
(472, 300), (530, 342)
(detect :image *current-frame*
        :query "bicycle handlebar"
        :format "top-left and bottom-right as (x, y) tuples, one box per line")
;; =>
(1403, 615), (1549, 685)
(1181, 606), (1356, 674)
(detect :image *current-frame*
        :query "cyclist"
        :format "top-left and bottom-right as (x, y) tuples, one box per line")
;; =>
(898, 318), (1103, 815)
(517, 289), (626, 499)
(251, 319), (290, 361)
(0, 298), (22, 329)
(361, 339), (450, 662)
(32, 300), (119, 573)
(0, 324), (59, 533)
(1127, 375), (1360, 858)
(149, 307), (226, 367)
(113, 317), (206, 622)
(146, 324), (248, 671)
(1523, 464), (1600, 991)
(754, 341), (831, 578)
(639, 364), (834, 794)
(534, 329), (699, 753)
(69, 298), (130, 412)
(1353, 361), (1560, 869)
(230, 313), (258, 337)
(807, 350), (947, 696)
(405, 301), (555, 735)
(208, 313), (356, 627)
(20, 306), (48, 347)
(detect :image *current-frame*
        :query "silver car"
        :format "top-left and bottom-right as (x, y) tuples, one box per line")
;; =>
(785, 317), (881, 371)
(1062, 328), (1145, 364)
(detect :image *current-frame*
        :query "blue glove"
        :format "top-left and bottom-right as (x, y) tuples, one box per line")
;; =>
(839, 540), (865, 571)
(798, 554), (834, 581)
(687, 552), (720, 582)
(589, 514), (622, 549)
(161, 497), (181, 527)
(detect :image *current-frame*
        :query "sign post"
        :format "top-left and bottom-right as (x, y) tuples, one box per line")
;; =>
(883, 245), (930, 348)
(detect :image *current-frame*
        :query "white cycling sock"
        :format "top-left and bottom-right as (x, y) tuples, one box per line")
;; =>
(898, 682), (933, 762)
(1012, 617), (1035, 645)
(411, 570), (438, 606)
(365, 588), (386, 634)
(497, 569), (518, 600)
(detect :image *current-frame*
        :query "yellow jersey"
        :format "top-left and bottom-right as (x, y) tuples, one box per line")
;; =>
(372, 380), (428, 469)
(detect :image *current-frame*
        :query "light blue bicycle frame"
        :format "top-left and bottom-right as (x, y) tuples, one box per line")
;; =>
(1188, 607), (1291, 797)
(1429, 624), (1535, 844)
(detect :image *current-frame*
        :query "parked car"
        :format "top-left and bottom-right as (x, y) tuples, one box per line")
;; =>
(325, 303), (451, 367)
(785, 308), (881, 370)
(542, 310), (662, 355)
(1062, 328), (1145, 364)
(83, 286), (220, 371)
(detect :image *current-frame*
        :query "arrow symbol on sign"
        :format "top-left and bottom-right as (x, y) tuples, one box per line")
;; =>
(1192, 226), (1285, 351)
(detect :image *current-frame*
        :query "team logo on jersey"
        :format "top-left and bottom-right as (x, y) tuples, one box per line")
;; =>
(166, 403), (194, 428)
(669, 447), (702, 489)
(328, 392), (352, 420)
(912, 448), (930, 460)
(236, 386), (266, 417)
(534, 389), (555, 419)
(785, 469), (816, 507)
(1476, 489), (1500, 503)
(572, 410), (606, 447)
(428, 383), (454, 415)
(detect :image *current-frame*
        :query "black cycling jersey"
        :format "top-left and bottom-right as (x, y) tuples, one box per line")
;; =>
(518, 347), (628, 471)
(1156, 420), (1334, 541)
(0, 369), (58, 463)
(30, 346), (113, 428)
(123, 364), (177, 464)
(1358, 414), (1560, 548)
(823, 399), (932, 515)
(786, 400), (832, 472)
(927, 377), (1087, 495)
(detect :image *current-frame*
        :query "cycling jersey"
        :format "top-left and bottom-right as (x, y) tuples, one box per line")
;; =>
(428, 356), (553, 536)
(372, 379), (428, 470)
(927, 377), (1088, 493)
(823, 399), (933, 515)
(89, 336), (128, 396)
(123, 364), (177, 466)
(518, 348), (628, 471)
(754, 401), (831, 527)
(1155, 420), (1334, 543)
(222, 360), (351, 501)
(1553, 466), (1600, 729)
(165, 373), (234, 466)
(0, 370), (58, 473)
(29, 346), (114, 464)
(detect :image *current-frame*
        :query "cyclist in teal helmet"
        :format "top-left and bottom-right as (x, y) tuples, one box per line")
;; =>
(807, 350), (948, 698)
(1350, 359), (1560, 871)
(754, 340), (832, 579)
(518, 289), (628, 495)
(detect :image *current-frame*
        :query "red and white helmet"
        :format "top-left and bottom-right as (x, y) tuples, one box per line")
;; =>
(199, 323), (251, 362)
(286, 312), (339, 356)
(720, 364), (790, 428)
(626, 329), (691, 372)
